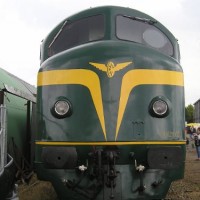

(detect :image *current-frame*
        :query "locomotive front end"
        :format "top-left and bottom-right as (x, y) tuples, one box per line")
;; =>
(35, 6), (185, 200)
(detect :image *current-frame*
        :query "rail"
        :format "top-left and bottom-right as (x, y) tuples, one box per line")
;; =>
(0, 105), (7, 175)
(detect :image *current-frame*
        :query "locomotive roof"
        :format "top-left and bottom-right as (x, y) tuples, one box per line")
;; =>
(41, 6), (179, 63)
(62, 6), (176, 40)
(46, 6), (177, 44)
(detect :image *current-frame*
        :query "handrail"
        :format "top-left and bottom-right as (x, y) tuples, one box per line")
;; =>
(0, 105), (7, 175)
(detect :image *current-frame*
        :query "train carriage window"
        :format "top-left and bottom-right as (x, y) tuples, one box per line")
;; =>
(49, 15), (105, 56)
(116, 15), (173, 57)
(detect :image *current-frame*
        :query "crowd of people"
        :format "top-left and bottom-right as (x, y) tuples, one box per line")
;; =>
(186, 126), (200, 160)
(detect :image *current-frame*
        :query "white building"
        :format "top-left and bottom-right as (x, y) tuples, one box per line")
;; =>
(194, 99), (200, 123)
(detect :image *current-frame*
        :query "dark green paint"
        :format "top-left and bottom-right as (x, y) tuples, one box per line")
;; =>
(36, 6), (185, 200)
(0, 68), (36, 198)
(35, 144), (185, 200)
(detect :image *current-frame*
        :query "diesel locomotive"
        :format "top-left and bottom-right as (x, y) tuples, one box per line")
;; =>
(35, 6), (185, 199)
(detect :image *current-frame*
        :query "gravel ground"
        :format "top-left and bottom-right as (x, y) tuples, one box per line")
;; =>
(166, 143), (200, 200)
(18, 176), (58, 200)
(18, 143), (200, 200)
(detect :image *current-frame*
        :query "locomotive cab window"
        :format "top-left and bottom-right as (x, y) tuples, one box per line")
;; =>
(49, 15), (105, 56)
(116, 15), (173, 57)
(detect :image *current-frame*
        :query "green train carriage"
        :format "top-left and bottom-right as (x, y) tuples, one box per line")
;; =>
(35, 6), (185, 200)
(0, 68), (36, 199)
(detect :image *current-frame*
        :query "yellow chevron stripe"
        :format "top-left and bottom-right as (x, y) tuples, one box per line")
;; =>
(38, 69), (184, 142)
(35, 141), (186, 146)
(38, 69), (107, 140)
(115, 70), (184, 140)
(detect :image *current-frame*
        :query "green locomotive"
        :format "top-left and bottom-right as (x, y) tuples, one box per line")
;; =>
(0, 68), (36, 199)
(35, 6), (185, 199)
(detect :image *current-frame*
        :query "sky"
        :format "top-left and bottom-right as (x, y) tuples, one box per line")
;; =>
(0, 0), (200, 106)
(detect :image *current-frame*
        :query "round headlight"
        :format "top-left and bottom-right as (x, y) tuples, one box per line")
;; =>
(152, 100), (168, 116)
(54, 100), (71, 118)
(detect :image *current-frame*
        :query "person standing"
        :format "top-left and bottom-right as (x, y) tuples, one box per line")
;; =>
(189, 126), (196, 139)
(194, 127), (200, 160)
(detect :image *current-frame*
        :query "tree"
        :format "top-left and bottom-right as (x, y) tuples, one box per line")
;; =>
(185, 104), (194, 123)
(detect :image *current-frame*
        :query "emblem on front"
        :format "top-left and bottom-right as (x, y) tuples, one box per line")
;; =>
(89, 61), (132, 78)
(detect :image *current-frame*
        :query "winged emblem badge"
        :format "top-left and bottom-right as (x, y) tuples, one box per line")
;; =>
(89, 61), (132, 78)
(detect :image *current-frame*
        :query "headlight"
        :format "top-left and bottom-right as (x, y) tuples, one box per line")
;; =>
(55, 101), (69, 115)
(153, 100), (168, 116)
(149, 97), (170, 118)
(52, 99), (72, 118)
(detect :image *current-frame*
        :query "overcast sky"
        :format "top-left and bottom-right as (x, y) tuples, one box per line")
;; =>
(0, 0), (199, 106)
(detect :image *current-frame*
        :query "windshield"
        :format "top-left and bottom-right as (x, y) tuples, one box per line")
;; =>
(49, 15), (105, 56)
(116, 15), (173, 57)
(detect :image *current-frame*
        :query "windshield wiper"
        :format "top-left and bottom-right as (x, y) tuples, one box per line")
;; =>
(123, 15), (157, 25)
(49, 20), (69, 48)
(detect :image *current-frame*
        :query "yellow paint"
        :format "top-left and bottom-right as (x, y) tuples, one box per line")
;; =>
(35, 140), (186, 146)
(115, 70), (184, 140)
(38, 69), (107, 140)
(38, 68), (184, 142)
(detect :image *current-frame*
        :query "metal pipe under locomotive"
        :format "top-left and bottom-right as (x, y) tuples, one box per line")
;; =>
(35, 6), (185, 200)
